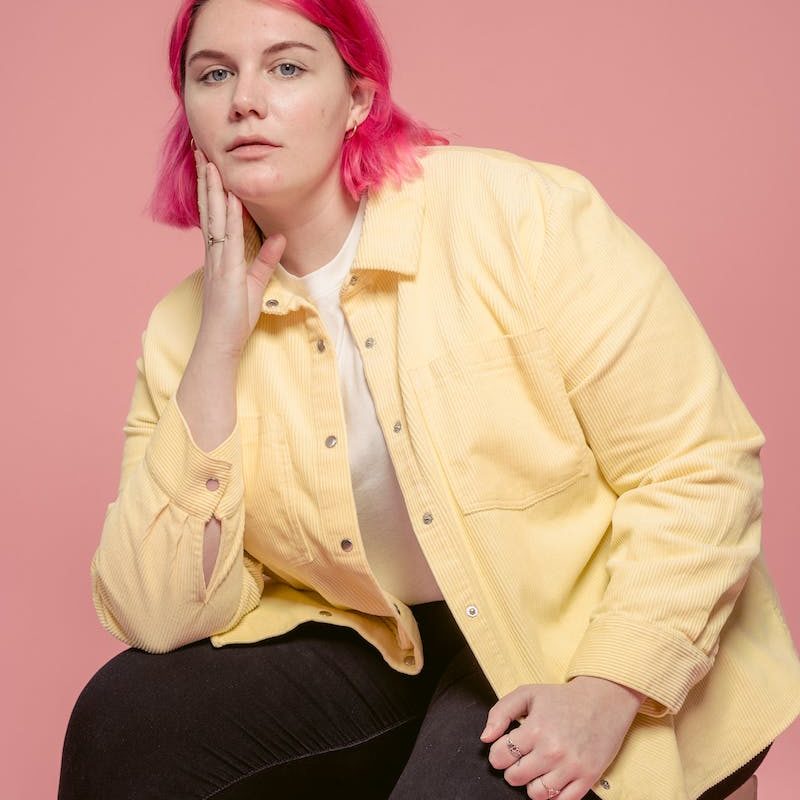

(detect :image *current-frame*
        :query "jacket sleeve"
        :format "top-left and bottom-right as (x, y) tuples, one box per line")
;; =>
(527, 167), (765, 717)
(90, 326), (264, 653)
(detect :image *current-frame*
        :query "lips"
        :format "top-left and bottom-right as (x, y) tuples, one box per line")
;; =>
(227, 136), (278, 151)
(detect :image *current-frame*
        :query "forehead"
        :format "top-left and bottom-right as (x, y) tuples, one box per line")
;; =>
(189, 0), (329, 49)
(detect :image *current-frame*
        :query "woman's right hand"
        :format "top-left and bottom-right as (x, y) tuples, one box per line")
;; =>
(193, 146), (287, 358)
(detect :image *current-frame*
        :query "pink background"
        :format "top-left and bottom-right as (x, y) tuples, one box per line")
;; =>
(3, 1), (798, 797)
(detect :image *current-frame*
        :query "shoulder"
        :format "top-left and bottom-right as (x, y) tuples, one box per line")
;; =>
(416, 144), (599, 207)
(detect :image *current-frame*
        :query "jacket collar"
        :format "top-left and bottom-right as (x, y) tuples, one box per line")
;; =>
(242, 168), (425, 288)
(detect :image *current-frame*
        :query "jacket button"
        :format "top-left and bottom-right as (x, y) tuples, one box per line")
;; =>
(316, 339), (326, 352)
(349, 275), (358, 285)
(466, 604), (479, 618)
(404, 655), (415, 666)
(422, 512), (433, 524)
(265, 298), (279, 307)
(365, 337), (375, 348)
(393, 421), (402, 433)
(205, 478), (219, 491)
(599, 779), (610, 789)
(340, 538), (353, 551)
(318, 610), (333, 617)
(325, 435), (338, 448)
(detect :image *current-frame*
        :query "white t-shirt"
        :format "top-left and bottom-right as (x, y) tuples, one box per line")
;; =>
(273, 196), (443, 604)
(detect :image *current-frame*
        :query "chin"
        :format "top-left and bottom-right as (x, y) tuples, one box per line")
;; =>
(223, 167), (288, 201)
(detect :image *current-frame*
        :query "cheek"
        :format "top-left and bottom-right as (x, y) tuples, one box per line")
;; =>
(186, 112), (229, 162)
(318, 105), (343, 132)
(281, 87), (345, 129)
(183, 103), (208, 146)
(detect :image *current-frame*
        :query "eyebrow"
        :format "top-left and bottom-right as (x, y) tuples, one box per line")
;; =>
(187, 41), (318, 68)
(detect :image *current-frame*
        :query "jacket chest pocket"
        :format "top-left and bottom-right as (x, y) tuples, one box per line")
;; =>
(408, 328), (588, 514)
(240, 411), (314, 568)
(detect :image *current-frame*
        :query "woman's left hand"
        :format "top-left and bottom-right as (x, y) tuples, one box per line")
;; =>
(481, 676), (644, 799)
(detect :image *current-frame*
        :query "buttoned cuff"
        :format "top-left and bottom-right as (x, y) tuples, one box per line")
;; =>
(564, 613), (716, 717)
(144, 392), (243, 520)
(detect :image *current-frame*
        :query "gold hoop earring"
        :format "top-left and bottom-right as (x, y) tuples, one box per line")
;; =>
(345, 121), (359, 140)
(190, 136), (197, 151)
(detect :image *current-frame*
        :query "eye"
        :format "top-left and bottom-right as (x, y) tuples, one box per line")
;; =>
(201, 68), (232, 84)
(272, 63), (305, 79)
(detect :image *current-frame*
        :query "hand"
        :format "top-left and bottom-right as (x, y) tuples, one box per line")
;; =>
(193, 146), (286, 358)
(480, 677), (641, 799)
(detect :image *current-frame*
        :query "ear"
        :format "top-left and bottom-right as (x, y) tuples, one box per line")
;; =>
(348, 76), (376, 128)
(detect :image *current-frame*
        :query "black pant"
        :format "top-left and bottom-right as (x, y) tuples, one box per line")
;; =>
(58, 600), (770, 799)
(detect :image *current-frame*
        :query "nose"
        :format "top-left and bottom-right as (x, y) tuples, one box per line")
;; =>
(229, 69), (267, 119)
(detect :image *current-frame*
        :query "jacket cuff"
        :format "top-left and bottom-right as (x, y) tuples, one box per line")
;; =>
(144, 392), (243, 519)
(564, 612), (716, 717)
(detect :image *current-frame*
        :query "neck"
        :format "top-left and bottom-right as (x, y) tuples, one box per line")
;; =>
(244, 172), (361, 278)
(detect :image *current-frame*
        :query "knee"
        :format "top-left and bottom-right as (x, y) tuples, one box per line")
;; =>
(72, 647), (155, 731)
(64, 650), (131, 749)
(59, 648), (169, 798)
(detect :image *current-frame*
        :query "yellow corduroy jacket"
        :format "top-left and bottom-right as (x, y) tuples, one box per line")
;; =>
(91, 145), (800, 800)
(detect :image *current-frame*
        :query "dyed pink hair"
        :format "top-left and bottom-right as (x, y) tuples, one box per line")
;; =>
(146, 0), (450, 229)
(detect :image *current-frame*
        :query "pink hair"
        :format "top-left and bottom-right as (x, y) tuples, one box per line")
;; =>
(146, 0), (450, 229)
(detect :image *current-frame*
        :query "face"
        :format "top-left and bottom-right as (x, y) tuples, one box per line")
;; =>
(183, 0), (363, 204)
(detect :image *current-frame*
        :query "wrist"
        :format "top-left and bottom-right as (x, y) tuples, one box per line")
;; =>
(192, 332), (242, 367)
(568, 675), (646, 710)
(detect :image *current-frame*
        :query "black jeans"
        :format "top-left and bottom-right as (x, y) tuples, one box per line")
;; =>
(58, 600), (770, 799)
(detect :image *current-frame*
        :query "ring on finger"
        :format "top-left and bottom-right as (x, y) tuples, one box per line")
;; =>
(505, 736), (523, 760)
(537, 776), (561, 798)
(208, 233), (227, 247)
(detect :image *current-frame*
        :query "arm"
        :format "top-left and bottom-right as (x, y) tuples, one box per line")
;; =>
(176, 333), (239, 586)
(92, 151), (286, 653)
(524, 166), (764, 717)
(90, 326), (264, 653)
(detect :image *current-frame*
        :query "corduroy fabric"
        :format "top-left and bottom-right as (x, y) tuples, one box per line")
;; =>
(90, 145), (800, 799)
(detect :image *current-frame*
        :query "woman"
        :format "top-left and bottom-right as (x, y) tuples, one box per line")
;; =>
(59, 0), (800, 798)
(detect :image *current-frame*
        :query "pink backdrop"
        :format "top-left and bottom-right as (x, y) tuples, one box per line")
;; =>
(4, 0), (798, 797)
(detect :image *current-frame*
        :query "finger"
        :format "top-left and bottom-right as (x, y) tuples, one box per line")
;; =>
(526, 773), (583, 800)
(488, 721), (532, 771)
(194, 148), (208, 241)
(248, 231), (286, 288)
(500, 730), (551, 784)
(224, 190), (244, 268)
(206, 162), (227, 268)
(481, 687), (531, 742)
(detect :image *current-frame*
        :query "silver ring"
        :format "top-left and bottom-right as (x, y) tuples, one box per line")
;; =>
(538, 776), (561, 798)
(505, 736), (523, 760)
(208, 234), (227, 246)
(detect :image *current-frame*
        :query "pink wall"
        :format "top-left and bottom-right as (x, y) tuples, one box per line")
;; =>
(4, 0), (797, 797)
